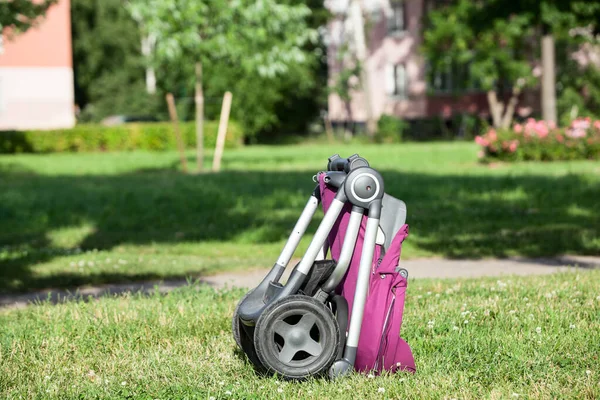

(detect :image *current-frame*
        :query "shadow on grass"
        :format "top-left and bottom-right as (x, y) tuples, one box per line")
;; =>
(1, 162), (599, 293)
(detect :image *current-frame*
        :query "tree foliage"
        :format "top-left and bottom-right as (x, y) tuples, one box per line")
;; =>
(0, 0), (57, 36)
(423, 0), (600, 127)
(71, 0), (157, 121)
(127, 0), (317, 77)
(70, 0), (327, 137)
(423, 0), (535, 92)
(127, 0), (322, 137)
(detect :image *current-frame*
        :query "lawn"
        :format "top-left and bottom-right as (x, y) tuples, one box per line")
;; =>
(1, 142), (599, 294)
(1, 271), (598, 399)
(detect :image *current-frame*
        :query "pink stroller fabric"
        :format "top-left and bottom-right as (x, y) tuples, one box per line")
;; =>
(319, 174), (416, 373)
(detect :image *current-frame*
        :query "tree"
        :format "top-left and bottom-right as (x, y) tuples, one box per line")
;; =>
(127, 0), (317, 171)
(71, 0), (157, 121)
(0, 0), (57, 36)
(424, 0), (600, 128)
(423, 0), (535, 129)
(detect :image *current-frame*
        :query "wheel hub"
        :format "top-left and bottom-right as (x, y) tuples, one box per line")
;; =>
(287, 328), (306, 347)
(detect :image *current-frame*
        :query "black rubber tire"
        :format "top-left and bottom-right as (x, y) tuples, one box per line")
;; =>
(232, 291), (250, 350)
(254, 295), (340, 380)
(232, 291), (264, 370)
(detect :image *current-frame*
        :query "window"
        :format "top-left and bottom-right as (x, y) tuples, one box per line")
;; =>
(387, 0), (406, 35)
(386, 63), (408, 99)
(427, 60), (480, 93)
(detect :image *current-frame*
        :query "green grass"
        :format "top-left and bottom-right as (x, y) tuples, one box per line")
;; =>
(1, 271), (599, 399)
(1, 142), (600, 294)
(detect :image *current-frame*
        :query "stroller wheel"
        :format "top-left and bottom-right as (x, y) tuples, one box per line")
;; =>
(232, 291), (250, 349)
(254, 295), (340, 380)
(232, 292), (264, 370)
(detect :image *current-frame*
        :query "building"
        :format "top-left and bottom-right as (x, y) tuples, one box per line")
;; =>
(325, 0), (535, 126)
(0, 0), (75, 131)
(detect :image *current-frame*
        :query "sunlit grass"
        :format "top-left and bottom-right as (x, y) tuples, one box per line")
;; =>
(1, 142), (599, 293)
(1, 271), (598, 399)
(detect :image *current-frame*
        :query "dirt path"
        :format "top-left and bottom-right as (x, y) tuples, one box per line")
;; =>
(1, 255), (599, 310)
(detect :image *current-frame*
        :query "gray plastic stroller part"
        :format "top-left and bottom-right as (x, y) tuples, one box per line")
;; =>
(323, 171), (347, 188)
(344, 167), (385, 211)
(339, 201), (382, 368)
(321, 206), (364, 294)
(380, 194), (407, 254)
(328, 154), (369, 172)
(329, 356), (354, 378)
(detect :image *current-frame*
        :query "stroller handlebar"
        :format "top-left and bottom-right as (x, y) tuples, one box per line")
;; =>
(327, 154), (370, 172)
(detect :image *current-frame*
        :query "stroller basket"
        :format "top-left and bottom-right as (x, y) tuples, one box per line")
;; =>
(233, 154), (415, 379)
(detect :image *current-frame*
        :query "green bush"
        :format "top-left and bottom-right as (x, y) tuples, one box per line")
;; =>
(475, 118), (600, 162)
(0, 121), (244, 154)
(375, 115), (407, 143)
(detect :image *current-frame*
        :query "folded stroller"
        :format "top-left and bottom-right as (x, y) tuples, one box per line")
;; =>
(232, 154), (415, 379)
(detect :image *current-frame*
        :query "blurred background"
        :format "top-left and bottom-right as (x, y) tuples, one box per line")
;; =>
(0, 0), (599, 295)
(1, 0), (598, 143)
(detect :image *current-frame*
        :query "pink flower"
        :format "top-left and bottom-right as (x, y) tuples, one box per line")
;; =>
(556, 134), (564, 143)
(535, 121), (549, 138)
(514, 124), (523, 133)
(475, 136), (489, 146)
(571, 118), (590, 130)
(524, 119), (537, 136)
(567, 128), (586, 138)
(509, 140), (518, 153)
(593, 120), (600, 130)
(547, 120), (557, 130)
(488, 129), (498, 142)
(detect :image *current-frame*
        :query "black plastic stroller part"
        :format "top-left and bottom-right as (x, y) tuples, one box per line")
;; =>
(254, 295), (340, 379)
(327, 153), (369, 172)
(232, 292), (264, 370)
(329, 294), (349, 359)
(299, 260), (337, 296)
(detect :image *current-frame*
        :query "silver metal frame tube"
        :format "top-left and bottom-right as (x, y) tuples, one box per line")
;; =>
(321, 208), (363, 292)
(296, 198), (345, 275)
(345, 216), (380, 350)
(315, 240), (328, 261)
(275, 195), (319, 269)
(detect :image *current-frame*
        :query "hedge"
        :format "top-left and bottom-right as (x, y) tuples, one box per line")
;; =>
(475, 117), (600, 162)
(0, 121), (244, 154)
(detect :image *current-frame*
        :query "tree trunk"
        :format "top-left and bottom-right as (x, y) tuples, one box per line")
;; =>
(195, 61), (204, 172)
(541, 34), (557, 123)
(501, 82), (523, 129)
(487, 87), (522, 129)
(350, 0), (376, 137)
(141, 34), (156, 94)
(486, 91), (504, 128)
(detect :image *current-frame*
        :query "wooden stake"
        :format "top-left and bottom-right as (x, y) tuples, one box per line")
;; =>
(212, 91), (233, 172)
(166, 93), (188, 173)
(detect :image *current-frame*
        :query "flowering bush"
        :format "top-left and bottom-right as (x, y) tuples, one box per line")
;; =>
(475, 118), (600, 162)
